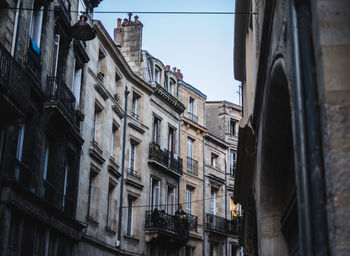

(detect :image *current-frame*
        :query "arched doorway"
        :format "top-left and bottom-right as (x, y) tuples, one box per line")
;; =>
(259, 58), (299, 255)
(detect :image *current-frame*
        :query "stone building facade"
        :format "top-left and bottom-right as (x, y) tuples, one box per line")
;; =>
(0, 0), (101, 255)
(233, 0), (350, 256)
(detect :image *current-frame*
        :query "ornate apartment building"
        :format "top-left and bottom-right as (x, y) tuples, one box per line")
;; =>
(0, 0), (101, 255)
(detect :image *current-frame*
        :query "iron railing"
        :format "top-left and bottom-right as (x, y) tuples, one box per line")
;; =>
(186, 156), (198, 176)
(187, 112), (198, 123)
(131, 111), (139, 120)
(13, 159), (33, 190)
(149, 142), (183, 175)
(127, 168), (140, 178)
(227, 217), (241, 236)
(145, 210), (190, 237)
(57, 0), (71, 21)
(206, 213), (228, 234)
(187, 213), (198, 232)
(0, 43), (32, 109)
(47, 76), (76, 121)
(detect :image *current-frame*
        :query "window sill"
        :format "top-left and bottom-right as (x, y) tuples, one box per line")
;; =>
(86, 215), (99, 225)
(105, 226), (116, 235)
(124, 234), (139, 242)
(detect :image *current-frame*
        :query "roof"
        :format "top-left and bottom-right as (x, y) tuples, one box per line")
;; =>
(178, 80), (207, 100)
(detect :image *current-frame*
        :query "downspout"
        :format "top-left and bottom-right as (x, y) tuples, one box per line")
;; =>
(178, 114), (181, 207)
(117, 86), (130, 250)
(224, 159), (227, 256)
(290, 1), (329, 255)
(202, 137), (206, 256)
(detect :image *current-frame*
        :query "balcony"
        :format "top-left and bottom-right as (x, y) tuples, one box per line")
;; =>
(131, 111), (139, 120)
(46, 76), (76, 124)
(206, 213), (228, 235)
(153, 83), (186, 113)
(42, 179), (75, 217)
(0, 43), (33, 110)
(145, 210), (190, 243)
(186, 156), (198, 176)
(227, 217), (241, 236)
(149, 142), (183, 177)
(187, 112), (198, 123)
(13, 159), (33, 190)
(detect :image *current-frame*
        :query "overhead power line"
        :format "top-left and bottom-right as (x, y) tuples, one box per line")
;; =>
(2, 7), (256, 15)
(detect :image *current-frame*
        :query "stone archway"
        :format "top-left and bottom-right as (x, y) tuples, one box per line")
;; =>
(258, 58), (299, 256)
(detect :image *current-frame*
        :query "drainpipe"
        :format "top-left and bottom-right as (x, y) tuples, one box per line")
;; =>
(224, 159), (228, 255)
(117, 86), (130, 250)
(178, 117), (181, 207)
(202, 137), (206, 256)
(290, 1), (329, 255)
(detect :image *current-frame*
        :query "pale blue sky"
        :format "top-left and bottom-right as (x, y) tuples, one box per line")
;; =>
(94, 0), (240, 103)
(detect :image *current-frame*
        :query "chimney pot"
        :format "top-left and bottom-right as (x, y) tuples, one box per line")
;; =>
(117, 18), (122, 29)
(175, 69), (183, 81)
(134, 15), (139, 22)
(166, 65), (170, 71)
(177, 69), (181, 73)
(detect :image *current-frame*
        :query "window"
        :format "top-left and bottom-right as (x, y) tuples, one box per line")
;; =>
(186, 186), (193, 214)
(185, 247), (193, 256)
(72, 61), (82, 108)
(169, 78), (175, 95)
(128, 142), (136, 174)
(126, 196), (134, 235)
(30, 1), (44, 47)
(110, 123), (118, 159)
(93, 103), (103, 143)
(131, 94), (139, 120)
(151, 177), (160, 210)
(152, 116), (161, 144)
(14, 123), (25, 180)
(33, 225), (45, 256)
(106, 182), (115, 228)
(167, 186), (175, 215)
(62, 162), (69, 209)
(210, 189), (216, 214)
(188, 97), (197, 122)
(187, 137), (194, 173)
(211, 154), (217, 168)
(7, 214), (19, 255)
(230, 119), (237, 136)
(52, 34), (60, 77)
(230, 151), (236, 176)
(97, 50), (106, 82)
(10, 0), (21, 56)
(168, 127), (175, 153)
(155, 66), (161, 84)
(87, 172), (96, 217)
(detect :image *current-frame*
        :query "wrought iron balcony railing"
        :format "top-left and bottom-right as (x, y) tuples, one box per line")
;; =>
(187, 112), (198, 123)
(206, 213), (228, 234)
(149, 142), (183, 176)
(227, 217), (241, 236)
(0, 42), (32, 109)
(186, 156), (198, 176)
(55, 0), (71, 23)
(127, 168), (140, 178)
(187, 213), (198, 232)
(47, 76), (76, 121)
(131, 111), (139, 120)
(13, 159), (33, 190)
(145, 210), (190, 237)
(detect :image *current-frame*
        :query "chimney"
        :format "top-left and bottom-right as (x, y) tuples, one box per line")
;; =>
(175, 69), (183, 81)
(114, 18), (123, 46)
(113, 15), (144, 75)
(166, 65), (170, 71)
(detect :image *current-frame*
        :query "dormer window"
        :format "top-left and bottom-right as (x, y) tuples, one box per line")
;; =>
(169, 78), (175, 95)
(155, 66), (161, 84)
